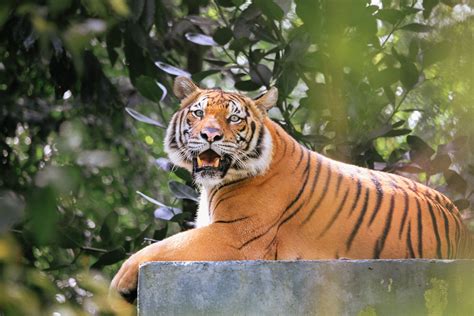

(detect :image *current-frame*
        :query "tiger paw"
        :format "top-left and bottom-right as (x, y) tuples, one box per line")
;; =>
(110, 255), (141, 303)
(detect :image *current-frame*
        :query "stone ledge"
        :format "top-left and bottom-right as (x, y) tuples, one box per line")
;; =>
(138, 260), (474, 315)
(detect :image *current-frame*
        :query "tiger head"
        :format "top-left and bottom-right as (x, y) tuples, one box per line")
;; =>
(164, 77), (278, 188)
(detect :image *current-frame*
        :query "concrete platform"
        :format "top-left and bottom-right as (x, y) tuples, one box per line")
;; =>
(138, 260), (474, 315)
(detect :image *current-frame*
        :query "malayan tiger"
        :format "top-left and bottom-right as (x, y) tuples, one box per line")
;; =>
(110, 76), (473, 302)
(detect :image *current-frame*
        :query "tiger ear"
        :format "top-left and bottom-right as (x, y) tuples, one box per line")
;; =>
(173, 76), (200, 100)
(254, 87), (278, 111)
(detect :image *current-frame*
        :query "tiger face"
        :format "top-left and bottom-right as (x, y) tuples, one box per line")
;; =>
(165, 77), (278, 188)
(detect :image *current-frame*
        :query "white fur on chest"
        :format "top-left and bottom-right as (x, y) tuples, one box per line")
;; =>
(195, 188), (211, 228)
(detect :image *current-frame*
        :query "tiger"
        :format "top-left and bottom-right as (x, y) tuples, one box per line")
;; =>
(110, 76), (473, 302)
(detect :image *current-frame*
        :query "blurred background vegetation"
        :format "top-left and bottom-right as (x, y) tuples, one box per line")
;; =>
(0, 0), (473, 314)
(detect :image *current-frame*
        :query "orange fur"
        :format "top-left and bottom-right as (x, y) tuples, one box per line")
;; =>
(111, 78), (473, 301)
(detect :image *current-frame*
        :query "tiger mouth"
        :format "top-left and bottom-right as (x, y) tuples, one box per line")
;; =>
(193, 149), (231, 176)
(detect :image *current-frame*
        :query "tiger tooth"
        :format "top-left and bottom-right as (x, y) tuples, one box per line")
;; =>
(197, 156), (203, 167)
(212, 159), (219, 168)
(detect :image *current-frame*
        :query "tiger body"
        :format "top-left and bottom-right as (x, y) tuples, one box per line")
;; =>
(111, 77), (473, 301)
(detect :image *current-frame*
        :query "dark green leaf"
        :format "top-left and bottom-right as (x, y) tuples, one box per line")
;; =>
(153, 224), (168, 241)
(422, 0), (439, 18)
(192, 69), (221, 83)
(213, 27), (233, 45)
(130, 0), (145, 22)
(407, 135), (435, 164)
(400, 23), (433, 33)
(173, 168), (193, 183)
(216, 0), (238, 7)
(235, 80), (262, 91)
(454, 199), (470, 211)
(169, 181), (199, 202)
(375, 9), (405, 24)
(429, 154), (451, 174)
(400, 61), (419, 90)
(392, 120), (406, 129)
(254, 0), (284, 20)
(100, 211), (118, 243)
(249, 64), (272, 86)
(91, 248), (126, 269)
(382, 128), (412, 137)
(444, 170), (467, 195)
(170, 212), (192, 224)
(384, 86), (396, 104)
(135, 76), (165, 103)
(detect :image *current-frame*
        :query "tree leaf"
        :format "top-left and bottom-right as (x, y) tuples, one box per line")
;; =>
(125, 107), (165, 128)
(170, 212), (192, 224)
(400, 61), (419, 90)
(453, 199), (470, 211)
(213, 27), (233, 45)
(135, 76), (165, 103)
(136, 191), (168, 208)
(168, 181), (199, 202)
(155, 158), (173, 172)
(91, 248), (126, 269)
(192, 69), (221, 83)
(444, 170), (467, 195)
(100, 211), (118, 243)
(249, 64), (272, 86)
(254, 0), (284, 20)
(235, 80), (262, 91)
(185, 33), (217, 46)
(407, 135), (435, 164)
(154, 206), (181, 221)
(154, 61), (191, 77)
(375, 9), (405, 24)
(429, 154), (451, 174)
(382, 128), (412, 137)
(400, 23), (433, 33)
(153, 224), (168, 241)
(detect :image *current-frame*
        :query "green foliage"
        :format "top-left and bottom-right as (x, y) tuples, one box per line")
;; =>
(0, 0), (473, 314)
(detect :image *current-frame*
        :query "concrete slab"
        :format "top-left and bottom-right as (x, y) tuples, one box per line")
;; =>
(138, 260), (474, 315)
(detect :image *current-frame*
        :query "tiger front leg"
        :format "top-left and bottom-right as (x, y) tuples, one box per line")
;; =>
(110, 224), (244, 302)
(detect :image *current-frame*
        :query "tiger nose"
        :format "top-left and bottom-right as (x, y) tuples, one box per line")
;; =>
(200, 127), (223, 142)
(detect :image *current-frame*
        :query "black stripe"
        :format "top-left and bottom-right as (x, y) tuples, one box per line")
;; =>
(398, 190), (410, 238)
(437, 204), (452, 258)
(334, 170), (344, 198)
(318, 188), (350, 238)
(278, 151), (312, 224)
(426, 200), (442, 258)
(346, 188), (370, 251)
(348, 179), (362, 215)
(302, 162), (333, 225)
(177, 111), (186, 146)
(294, 146), (305, 169)
(208, 178), (247, 207)
(368, 176), (384, 226)
(214, 216), (249, 224)
(406, 221), (416, 258)
(373, 195), (395, 259)
(416, 199), (423, 258)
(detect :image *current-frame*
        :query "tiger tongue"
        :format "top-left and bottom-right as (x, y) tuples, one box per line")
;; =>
(197, 156), (220, 168)
(197, 150), (221, 168)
